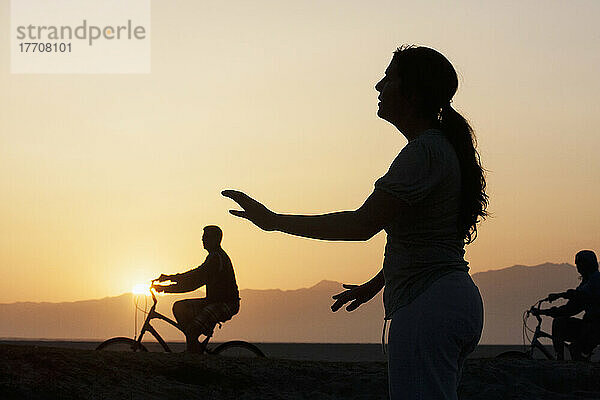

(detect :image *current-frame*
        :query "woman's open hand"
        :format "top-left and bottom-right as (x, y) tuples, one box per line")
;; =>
(221, 190), (277, 231)
(331, 282), (380, 312)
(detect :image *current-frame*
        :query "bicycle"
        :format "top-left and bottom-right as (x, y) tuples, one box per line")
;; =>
(495, 293), (599, 361)
(96, 285), (265, 358)
(496, 296), (558, 360)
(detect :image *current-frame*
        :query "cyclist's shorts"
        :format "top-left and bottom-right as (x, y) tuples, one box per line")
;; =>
(190, 300), (240, 337)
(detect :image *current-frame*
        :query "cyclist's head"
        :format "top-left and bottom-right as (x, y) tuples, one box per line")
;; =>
(575, 250), (598, 277)
(202, 225), (223, 250)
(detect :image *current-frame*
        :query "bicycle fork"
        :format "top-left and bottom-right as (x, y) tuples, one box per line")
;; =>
(134, 309), (173, 352)
(529, 326), (555, 360)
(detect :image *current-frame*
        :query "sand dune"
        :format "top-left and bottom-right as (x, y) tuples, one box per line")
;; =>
(2, 344), (600, 399)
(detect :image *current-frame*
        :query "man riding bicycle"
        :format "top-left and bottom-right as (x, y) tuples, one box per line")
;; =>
(152, 225), (240, 352)
(533, 250), (600, 360)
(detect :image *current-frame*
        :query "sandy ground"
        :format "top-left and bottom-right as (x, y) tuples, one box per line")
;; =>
(1, 344), (600, 399)
(1, 340), (576, 362)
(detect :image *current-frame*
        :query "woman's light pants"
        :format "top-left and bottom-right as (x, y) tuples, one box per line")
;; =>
(388, 271), (484, 400)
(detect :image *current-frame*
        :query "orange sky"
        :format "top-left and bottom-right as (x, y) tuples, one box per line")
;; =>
(1, 1), (599, 302)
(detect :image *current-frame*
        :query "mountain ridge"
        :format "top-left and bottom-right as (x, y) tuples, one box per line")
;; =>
(0, 263), (575, 306)
(0, 262), (580, 343)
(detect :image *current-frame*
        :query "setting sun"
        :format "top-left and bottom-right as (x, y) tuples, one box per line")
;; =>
(132, 283), (149, 295)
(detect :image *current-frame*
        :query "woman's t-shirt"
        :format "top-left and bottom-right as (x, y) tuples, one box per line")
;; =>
(374, 128), (469, 319)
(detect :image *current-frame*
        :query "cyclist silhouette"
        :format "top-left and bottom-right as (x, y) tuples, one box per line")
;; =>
(533, 250), (600, 360)
(153, 225), (240, 353)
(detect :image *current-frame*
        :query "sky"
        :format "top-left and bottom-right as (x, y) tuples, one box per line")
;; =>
(1, 0), (599, 303)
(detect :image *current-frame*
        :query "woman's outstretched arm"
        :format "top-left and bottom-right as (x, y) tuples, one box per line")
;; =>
(222, 189), (407, 241)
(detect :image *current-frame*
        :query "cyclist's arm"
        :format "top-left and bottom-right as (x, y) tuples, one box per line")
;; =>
(547, 299), (585, 318)
(567, 288), (594, 304)
(162, 259), (213, 293)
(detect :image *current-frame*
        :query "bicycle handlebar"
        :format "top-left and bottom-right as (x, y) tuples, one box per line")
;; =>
(150, 288), (158, 304)
(526, 297), (556, 323)
(529, 291), (570, 313)
(527, 298), (546, 313)
(149, 280), (160, 305)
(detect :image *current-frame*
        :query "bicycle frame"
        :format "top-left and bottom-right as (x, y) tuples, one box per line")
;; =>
(101, 287), (264, 356)
(134, 289), (184, 352)
(525, 299), (556, 360)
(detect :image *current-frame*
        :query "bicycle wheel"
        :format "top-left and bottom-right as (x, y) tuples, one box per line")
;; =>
(212, 340), (265, 358)
(495, 350), (531, 359)
(96, 337), (148, 352)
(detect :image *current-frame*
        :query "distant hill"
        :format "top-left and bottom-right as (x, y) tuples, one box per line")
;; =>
(473, 263), (579, 344)
(0, 280), (384, 343)
(0, 263), (581, 344)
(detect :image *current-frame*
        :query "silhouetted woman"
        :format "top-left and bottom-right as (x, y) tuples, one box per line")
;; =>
(223, 45), (487, 400)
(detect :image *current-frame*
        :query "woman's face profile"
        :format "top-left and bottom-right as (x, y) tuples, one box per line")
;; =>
(375, 57), (409, 125)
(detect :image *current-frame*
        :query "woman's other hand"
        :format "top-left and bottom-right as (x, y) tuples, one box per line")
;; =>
(222, 190), (277, 231)
(331, 282), (380, 312)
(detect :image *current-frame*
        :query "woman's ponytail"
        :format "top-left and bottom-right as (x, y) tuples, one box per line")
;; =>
(440, 105), (488, 244)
